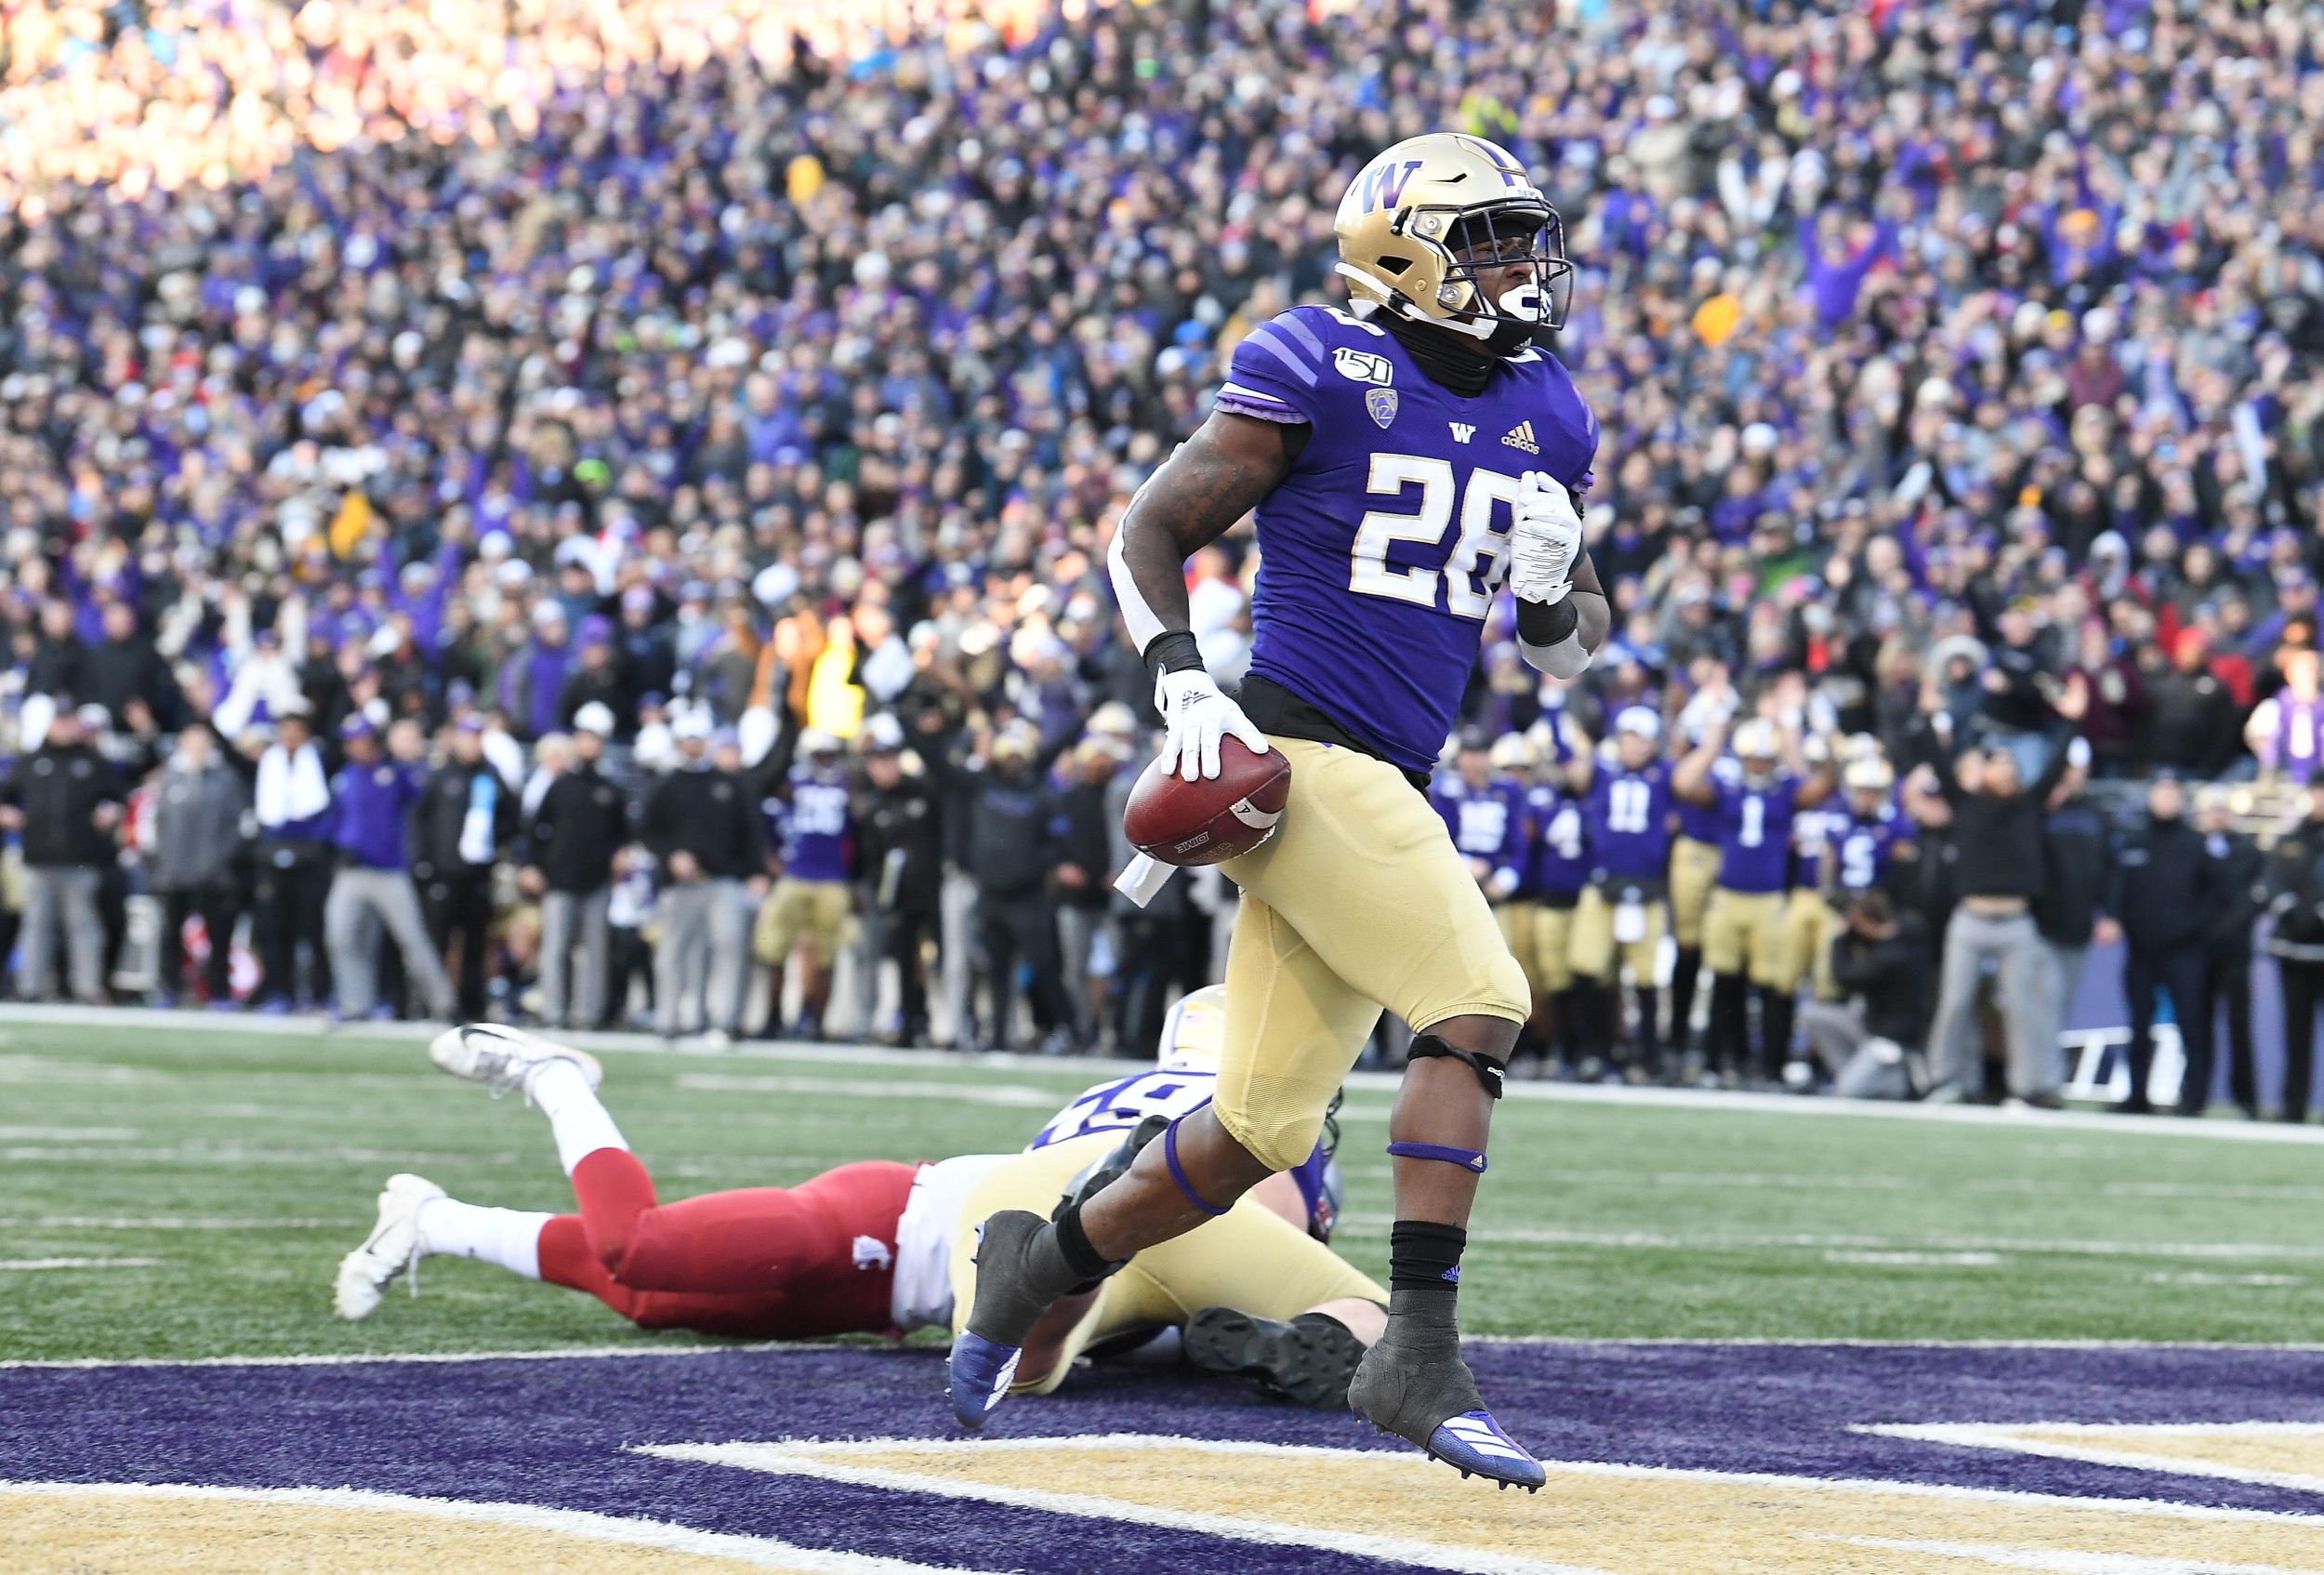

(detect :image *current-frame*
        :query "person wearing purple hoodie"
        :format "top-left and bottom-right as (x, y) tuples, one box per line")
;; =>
(498, 602), (577, 743)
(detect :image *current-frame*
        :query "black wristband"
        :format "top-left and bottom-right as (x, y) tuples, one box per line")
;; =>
(1143, 629), (1205, 677)
(1516, 595), (1579, 648)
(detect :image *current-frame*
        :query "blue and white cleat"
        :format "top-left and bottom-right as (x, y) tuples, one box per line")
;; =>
(1425, 1410), (1547, 1493)
(944, 1332), (1023, 1430)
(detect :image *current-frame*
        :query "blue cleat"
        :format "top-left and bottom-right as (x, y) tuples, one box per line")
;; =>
(944, 1331), (1023, 1430)
(1425, 1410), (1547, 1492)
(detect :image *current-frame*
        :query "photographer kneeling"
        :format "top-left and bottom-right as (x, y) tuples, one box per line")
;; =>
(1798, 890), (1930, 1099)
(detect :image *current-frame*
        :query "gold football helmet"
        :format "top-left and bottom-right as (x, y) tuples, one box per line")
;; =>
(1843, 757), (1896, 798)
(1334, 133), (1574, 347)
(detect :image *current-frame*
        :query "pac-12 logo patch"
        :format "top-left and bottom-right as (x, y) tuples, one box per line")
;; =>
(1365, 389), (1398, 429)
(1333, 347), (1393, 387)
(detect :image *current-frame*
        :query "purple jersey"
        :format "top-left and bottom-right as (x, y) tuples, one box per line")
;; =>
(766, 769), (853, 883)
(1221, 305), (1598, 774)
(1676, 756), (1736, 844)
(1789, 803), (1851, 891)
(1830, 801), (1915, 892)
(2263, 693), (2324, 783)
(1431, 774), (1528, 889)
(1585, 759), (1674, 881)
(1712, 772), (1802, 894)
(1524, 782), (1591, 899)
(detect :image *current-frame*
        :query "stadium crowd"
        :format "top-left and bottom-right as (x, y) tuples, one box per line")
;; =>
(6, 0), (2324, 1109)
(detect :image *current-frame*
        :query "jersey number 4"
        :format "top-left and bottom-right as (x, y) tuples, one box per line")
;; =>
(1349, 455), (1522, 618)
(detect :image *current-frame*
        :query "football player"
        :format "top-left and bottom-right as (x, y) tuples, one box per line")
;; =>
(1432, 730), (1530, 919)
(957, 986), (1382, 1408)
(1674, 717), (1835, 1084)
(1802, 755), (1917, 1001)
(334, 1024), (976, 1339)
(333, 1007), (1373, 1406)
(1568, 708), (1677, 1079)
(753, 729), (856, 1040)
(998, 132), (1608, 1489)
(1518, 727), (1593, 1073)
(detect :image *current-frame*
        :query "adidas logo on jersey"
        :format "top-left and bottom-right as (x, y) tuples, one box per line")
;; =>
(1502, 420), (1539, 454)
(1449, 422), (1475, 443)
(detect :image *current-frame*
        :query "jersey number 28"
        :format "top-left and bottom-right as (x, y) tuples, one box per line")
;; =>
(1349, 455), (1522, 619)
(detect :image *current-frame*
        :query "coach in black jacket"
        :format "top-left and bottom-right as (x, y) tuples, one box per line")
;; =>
(523, 706), (628, 1029)
(855, 720), (944, 1045)
(6, 708), (122, 1002)
(2264, 780), (2324, 1120)
(2196, 786), (2265, 1118)
(2109, 774), (2221, 1114)
(413, 719), (518, 1022)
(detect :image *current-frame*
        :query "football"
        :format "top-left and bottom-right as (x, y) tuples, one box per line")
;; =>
(1122, 737), (1292, 866)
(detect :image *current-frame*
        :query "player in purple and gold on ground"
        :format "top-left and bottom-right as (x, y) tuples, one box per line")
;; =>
(951, 132), (1611, 1492)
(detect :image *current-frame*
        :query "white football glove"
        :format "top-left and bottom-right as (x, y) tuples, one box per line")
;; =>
(1155, 667), (1269, 782)
(1510, 470), (1584, 605)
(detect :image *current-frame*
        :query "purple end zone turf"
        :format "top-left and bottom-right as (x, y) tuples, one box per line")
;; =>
(7, 1342), (2324, 1572)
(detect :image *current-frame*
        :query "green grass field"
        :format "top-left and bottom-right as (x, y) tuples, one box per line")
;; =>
(6, 1012), (2324, 1364)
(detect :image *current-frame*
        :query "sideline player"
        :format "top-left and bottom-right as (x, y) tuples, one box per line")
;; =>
(972, 132), (1611, 1490)
(331, 1010), (1376, 1404)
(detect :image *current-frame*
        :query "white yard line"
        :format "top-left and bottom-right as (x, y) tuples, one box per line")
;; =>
(0, 1126), (136, 1141)
(0, 1257), (158, 1271)
(641, 1439), (1617, 1575)
(652, 1432), (2324, 1529)
(1863, 1423), (2324, 1496)
(0, 1480), (971, 1575)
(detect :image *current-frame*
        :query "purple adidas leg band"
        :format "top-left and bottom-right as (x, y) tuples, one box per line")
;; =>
(1387, 1141), (1488, 1173)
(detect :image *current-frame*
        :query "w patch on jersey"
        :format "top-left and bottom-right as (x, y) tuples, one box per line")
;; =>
(1365, 389), (1397, 429)
(1502, 420), (1539, 454)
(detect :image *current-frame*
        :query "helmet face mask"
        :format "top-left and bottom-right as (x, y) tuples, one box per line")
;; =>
(1336, 134), (1577, 355)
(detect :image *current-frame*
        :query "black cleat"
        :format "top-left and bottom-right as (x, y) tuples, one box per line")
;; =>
(1183, 1307), (1366, 1408)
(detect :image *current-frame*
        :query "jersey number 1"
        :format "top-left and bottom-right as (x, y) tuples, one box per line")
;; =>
(1349, 455), (1524, 618)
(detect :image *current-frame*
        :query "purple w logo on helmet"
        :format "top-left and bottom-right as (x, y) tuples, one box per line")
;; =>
(1357, 159), (1423, 213)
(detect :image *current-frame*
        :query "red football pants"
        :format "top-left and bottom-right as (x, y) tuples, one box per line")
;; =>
(535, 1148), (919, 1339)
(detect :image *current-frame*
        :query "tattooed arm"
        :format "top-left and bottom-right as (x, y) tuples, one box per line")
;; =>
(1107, 411), (1298, 673)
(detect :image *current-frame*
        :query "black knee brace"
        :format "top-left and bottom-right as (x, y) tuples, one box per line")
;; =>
(1407, 1033), (1507, 1099)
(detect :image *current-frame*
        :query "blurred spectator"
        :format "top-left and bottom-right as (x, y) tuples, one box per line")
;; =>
(2142, 633), (2242, 778)
(640, 712), (765, 1044)
(854, 715), (943, 1048)
(413, 719), (515, 1023)
(2248, 649), (2324, 785)
(251, 708), (333, 1010)
(7, 708), (122, 1002)
(2263, 780), (2324, 1123)
(2032, 741), (2112, 1065)
(523, 704), (626, 1032)
(2197, 785), (2264, 1119)
(948, 724), (1073, 1055)
(1052, 737), (1125, 1050)
(1911, 695), (2083, 1106)
(323, 716), (456, 1023)
(2110, 774), (2221, 1116)
(147, 722), (248, 1008)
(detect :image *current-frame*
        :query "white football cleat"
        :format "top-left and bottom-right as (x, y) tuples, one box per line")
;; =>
(334, 1172), (443, 1320)
(429, 1023), (602, 1096)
